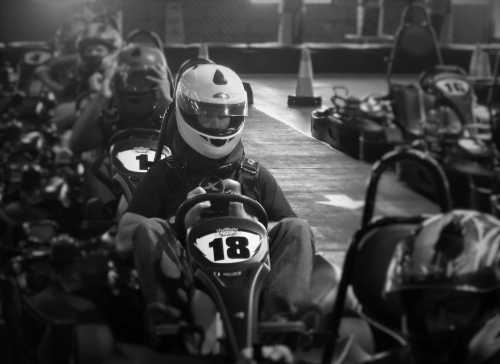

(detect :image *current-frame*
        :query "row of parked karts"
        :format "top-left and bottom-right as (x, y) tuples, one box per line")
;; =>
(311, 2), (500, 217)
(311, 63), (500, 216)
(0, 40), (168, 363)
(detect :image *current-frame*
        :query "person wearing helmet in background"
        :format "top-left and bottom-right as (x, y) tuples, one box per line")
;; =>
(69, 42), (173, 154)
(66, 42), (172, 215)
(115, 63), (317, 354)
(37, 21), (122, 101)
(363, 210), (500, 364)
(35, 21), (122, 130)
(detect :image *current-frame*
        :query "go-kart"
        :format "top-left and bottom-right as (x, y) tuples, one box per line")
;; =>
(75, 127), (171, 239)
(322, 147), (452, 364)
(310, 87), (397, 163)
(310, 2), (441, 163)
(311, 1), (499, 215)
(0, 117), (93, 242)
(14, 42), (53, 97)
(0, 85), (56, 123)
(0, 218), (122, 364)
(149, 188), (342, 362)
(67, 181), (357, 364)
(393, 65), (500, 213)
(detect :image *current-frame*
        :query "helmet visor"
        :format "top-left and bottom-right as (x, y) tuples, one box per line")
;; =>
(177, 93), (247, 137)
(115, 66), (159, 93)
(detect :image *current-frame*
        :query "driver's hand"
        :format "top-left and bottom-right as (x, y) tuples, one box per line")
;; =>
(184, 186), (210, 229)
(222, 179), (259, 223)
(222, 179), (241, 194)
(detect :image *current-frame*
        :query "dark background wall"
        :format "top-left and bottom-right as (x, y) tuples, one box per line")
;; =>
(0, 0), (493, 44)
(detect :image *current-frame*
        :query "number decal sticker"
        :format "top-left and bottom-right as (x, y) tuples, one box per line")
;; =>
(116, 148), (157, 173)
(24, 51), (51, 65)
(195, 230), (261, 263)
(435, 79), (469, 96)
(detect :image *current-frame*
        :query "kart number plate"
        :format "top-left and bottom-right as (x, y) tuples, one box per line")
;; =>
(435, 78), (469, 96)
(195, 231), (261, 264)
(116, 148), (166, 173)
(24, 50), (51, 65)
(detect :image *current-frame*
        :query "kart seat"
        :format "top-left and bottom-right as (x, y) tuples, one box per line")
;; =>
(387, 4), (443, 80)
(390, 83), (426, 139)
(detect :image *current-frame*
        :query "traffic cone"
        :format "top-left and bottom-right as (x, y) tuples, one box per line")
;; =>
(469, 43), (492, 79)
(198, 43), (210, 60)
(288, 47), (322, 107)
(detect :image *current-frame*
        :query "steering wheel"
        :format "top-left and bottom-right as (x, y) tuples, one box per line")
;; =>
(175, 193), (268, 241)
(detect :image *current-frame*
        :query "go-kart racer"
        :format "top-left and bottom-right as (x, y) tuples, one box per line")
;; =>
(36, 21), (122, 103)
(69, 42), (172, 154)
(115, 63), (318, 351)
(365, 210), (500, 364)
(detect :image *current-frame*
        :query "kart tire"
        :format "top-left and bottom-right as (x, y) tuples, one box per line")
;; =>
(72, 324), (114, 364)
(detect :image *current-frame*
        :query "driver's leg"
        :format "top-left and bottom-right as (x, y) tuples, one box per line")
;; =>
(261, 217), (315, 320)
(133, 219), (188, 309)
(133, 219), (219, 354)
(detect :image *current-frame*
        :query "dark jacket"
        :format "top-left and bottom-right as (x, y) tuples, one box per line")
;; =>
(128, 128), (296, 222)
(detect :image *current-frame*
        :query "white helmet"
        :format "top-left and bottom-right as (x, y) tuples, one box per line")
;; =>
(175, 64), (247, 159)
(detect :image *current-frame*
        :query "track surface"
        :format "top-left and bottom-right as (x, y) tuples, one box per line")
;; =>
(242, 74), (438, 266)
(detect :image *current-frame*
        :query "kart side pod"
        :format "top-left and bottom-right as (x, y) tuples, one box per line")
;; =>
(311, 106), (393, 163)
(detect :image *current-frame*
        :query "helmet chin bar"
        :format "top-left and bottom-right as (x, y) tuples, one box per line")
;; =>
(202, 136), (236, 147)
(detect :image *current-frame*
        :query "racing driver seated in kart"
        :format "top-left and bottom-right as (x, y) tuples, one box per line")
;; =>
(115, 63), (364, 357)
(67, 42), (173, 213)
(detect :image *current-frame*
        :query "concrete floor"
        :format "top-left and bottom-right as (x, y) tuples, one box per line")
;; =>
(242, 73), (438, 266)
(244, 73), (414, 135)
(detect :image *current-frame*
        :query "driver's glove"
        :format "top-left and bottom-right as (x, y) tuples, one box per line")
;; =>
(184, 186), (210, 229)
(223, 179), (259, 223)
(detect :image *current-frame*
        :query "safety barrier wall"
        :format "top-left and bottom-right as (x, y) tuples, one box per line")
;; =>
(0, 41), (483, 75)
